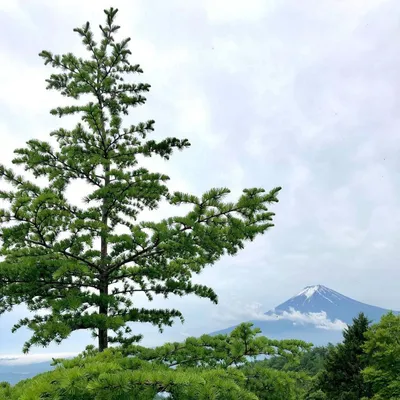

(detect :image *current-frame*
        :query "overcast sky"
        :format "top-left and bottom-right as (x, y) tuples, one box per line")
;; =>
(1, 0), (400, 362)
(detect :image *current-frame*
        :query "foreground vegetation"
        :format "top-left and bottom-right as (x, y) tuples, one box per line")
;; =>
(0, 324), (310, 399)
(0, 6), (399, 399)
(1, 313), (399, 399)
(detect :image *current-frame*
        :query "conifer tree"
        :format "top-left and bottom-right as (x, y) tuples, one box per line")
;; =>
(317, 312), (373, 399)
(0, 8), (281, 353)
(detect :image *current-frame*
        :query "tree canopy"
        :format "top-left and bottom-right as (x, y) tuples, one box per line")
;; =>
(362, 312), (400, 399)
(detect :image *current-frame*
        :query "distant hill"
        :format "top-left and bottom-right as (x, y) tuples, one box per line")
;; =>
(212, 285), (397, 345)
(0, 361), (54, 385)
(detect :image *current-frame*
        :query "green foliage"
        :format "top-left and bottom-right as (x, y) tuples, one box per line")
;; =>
(248, 344), (332, 399)
(241, 363), (310, 400)
(316, 313), (373, 400)
(0, 7), (281, 353)
(260, 345), (331, 376)
(0, 381), (12, 398)
(3, 355), (253, 400)
(362, 312), (400, 399)
(0, 324), (310, 399)
(118, 323), (311, 368)
(304, 389), (327, 400)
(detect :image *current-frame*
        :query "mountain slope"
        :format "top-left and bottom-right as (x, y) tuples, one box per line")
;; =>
(213, 285), (397, 345)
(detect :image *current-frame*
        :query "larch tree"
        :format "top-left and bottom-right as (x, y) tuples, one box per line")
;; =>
(0, 8), (281, 353)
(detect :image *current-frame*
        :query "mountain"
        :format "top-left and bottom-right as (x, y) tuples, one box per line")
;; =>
(213, 285), (397, 345)
(270, 285), (392, 323)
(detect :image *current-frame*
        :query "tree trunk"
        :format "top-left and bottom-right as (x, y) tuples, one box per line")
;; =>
(99, 164), (110, 352)
(98, 282), (109, 352)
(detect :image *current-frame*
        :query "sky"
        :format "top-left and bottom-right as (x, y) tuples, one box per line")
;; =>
(1, 0), (400, 363)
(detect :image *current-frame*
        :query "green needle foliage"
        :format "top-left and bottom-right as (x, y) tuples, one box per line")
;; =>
(0, 323), (310, 400)
(119, 323), (311, 368)
(0, 7), (281, 353)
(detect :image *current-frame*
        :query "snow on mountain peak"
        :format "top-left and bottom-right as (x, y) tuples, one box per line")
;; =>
(286, 285), (347, 306)
(296, 285), (328, 299)
(297, 285), (321, 299)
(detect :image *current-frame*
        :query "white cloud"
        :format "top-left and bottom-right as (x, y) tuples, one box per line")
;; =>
(175, 92), (227, 149)
(372, 241), (387, 250)
(205, 0), (276, 23)
(213, 302), (347, 331)
(0, 56), (54, 115)
(0, 0), (35, 25)
(0, 352), (78, 365)
(276, 308), (348, 331)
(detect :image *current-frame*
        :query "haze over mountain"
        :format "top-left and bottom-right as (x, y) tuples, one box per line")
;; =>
(213, 285), (397, 345)
(0, 362), (55, 386)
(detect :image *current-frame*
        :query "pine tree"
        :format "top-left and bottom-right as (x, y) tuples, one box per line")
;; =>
(317, 312), (373, 399)
(0, 8), (281, 353)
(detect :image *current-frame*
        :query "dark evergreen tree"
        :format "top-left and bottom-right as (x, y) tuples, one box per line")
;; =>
(0, 8), (281, 353)
(317, 312), (373, 399)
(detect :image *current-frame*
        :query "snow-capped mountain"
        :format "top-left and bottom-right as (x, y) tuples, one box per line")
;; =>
(213, 285), (397, 345)
(269, 285), (392, 324)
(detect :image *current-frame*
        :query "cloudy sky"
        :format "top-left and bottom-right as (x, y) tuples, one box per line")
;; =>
(1, 0), (400, 362)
